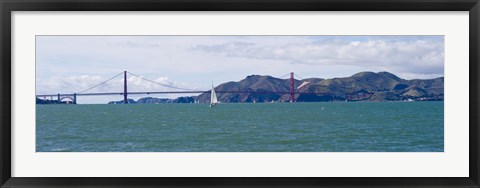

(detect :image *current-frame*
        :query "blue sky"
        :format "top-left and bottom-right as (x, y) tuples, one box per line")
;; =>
(36, 36), (444, 104)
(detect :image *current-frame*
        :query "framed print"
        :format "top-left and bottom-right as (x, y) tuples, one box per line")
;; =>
(1, 0), (479, 187)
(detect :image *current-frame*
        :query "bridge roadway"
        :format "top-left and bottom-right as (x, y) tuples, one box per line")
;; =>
(35, 91), (330, 97)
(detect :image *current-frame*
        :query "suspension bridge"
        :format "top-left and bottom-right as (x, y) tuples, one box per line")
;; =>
(36, 71), (320, 104)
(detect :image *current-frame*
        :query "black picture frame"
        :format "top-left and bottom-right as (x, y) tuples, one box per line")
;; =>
(1, 0), (479, 187)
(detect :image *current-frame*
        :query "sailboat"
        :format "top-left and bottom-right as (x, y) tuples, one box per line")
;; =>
(210, 84), (218, 107)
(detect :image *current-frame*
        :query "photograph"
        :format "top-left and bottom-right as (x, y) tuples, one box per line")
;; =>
(35, 35), (444, 152)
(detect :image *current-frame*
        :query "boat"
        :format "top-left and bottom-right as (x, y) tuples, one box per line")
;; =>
(210, 84), (218, 107)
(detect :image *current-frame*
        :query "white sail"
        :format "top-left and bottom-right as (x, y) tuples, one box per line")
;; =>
(210, 84), (218, 107)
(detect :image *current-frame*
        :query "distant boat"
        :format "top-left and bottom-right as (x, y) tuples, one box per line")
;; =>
(210, 84), (218, 107)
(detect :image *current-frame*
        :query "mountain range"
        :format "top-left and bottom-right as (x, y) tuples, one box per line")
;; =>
(108, 97), (196, 104)
(107, 71), (443, 104)
(194, 71), (443, 103)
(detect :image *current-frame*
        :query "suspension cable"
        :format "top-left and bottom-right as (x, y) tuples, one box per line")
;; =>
(127, 71), (195, 91)
(294, 73), (304, 80)
(77, 72), (124, 94)
(279, 73), (290, 79)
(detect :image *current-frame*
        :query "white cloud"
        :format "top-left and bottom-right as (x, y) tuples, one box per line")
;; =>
(36, 74), (196, 96)
(191, 38), (444, 77)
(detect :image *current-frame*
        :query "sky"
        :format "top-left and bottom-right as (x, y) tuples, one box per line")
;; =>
(36, 35), (444, 104)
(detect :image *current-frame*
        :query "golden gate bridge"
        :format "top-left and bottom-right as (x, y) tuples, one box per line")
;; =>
(36, 71), (332, 104)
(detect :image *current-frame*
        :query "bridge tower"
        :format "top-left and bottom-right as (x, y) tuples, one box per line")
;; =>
(124, 71), (128, 104)
(289, 72), (295, 103)
(73, 93), (77, 104)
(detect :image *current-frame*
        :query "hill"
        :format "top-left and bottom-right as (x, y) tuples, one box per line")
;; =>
(196, 71), (443, 103)
(108, 96), (197, 104)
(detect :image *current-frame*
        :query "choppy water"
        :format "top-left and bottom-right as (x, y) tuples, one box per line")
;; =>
(36, 102), (444, 152)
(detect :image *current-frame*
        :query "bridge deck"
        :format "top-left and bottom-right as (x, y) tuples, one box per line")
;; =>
(35, 91), (332, 97)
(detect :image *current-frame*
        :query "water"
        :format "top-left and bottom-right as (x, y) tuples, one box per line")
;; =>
(36, 102), (444, 152)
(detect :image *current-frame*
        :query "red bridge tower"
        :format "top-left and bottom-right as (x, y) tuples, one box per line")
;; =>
(289, 72), (295, 103)
(124, 71), (128, 104)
